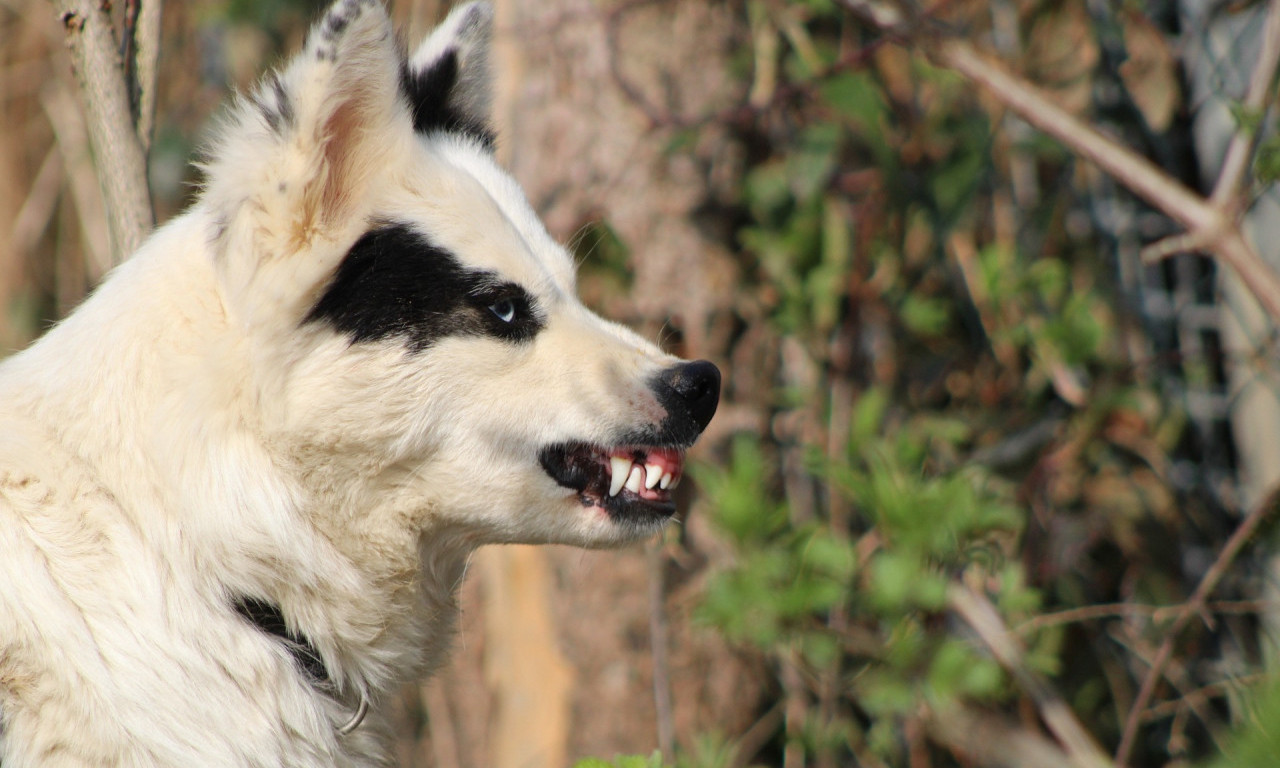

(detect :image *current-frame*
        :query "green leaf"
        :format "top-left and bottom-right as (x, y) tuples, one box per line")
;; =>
(867, 551), (917, 611)
(741, 161), (792, 220)
(808, 197), (853, 334)
(900, 293), (951, 337)
(1256, 134), (1280, 185)
(786, 123), (841, 201)
(820, 71), (887, 132)
(820, 70), (893, 167)
(927, 639), (1004, 702)
(850, 386), (890, 450)
(572, 754), (669, 768)
(930, 144), (986, 221)
(699, 437), (788, 546)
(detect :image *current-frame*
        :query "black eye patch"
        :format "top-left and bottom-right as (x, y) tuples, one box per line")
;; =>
(304, 223), (543, 351)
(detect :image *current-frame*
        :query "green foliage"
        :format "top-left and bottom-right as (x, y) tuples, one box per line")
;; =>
(1255, 132), (1280, 186)
(696, 395), (1031, 761)
(216, 0), (328, 27)
(657, 2), (1238, 766)
(571, 219), (636, 311)
(583, 3), (1258, 766)
(1207, 675), (1280, 768)
(573, 753), (668, 768)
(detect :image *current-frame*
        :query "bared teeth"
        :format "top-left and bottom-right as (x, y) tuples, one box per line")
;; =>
(605, 449), (684, 497)
(609, 456), (631, 497)
(625, 464), (644, 494)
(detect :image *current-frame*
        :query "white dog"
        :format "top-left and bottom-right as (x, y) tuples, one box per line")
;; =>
(0, 1), (719, 764)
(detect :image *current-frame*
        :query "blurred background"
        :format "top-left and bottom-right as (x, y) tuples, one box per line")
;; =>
(5, 0), (1280, 766)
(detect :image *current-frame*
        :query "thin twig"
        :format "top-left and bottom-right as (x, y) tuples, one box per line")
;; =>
(1208, 0), (1280, 211)
(1140, 672), (1266, 723)
(948, 585), (1115, 768)
(647, 539), (676, 760)
(10, 148), (64, 258)
(1138, 231), (1208, 263)
(1139, 0), (1280, 262)
(780, 649), (808, 768)
(729, 701), (786, 768)
(1015, 599), (1278, 635)
(120, 0), (140, 121)
(132, 0), (163, 152)
(1114, 487), (1280, 765)
(41, 83), (112, 281)
(422, 679), (463, 768)
(926, 705), (1085, 768)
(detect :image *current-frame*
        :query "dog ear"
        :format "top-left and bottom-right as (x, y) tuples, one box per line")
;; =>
(402, 2), (495, 150)
(201, 0), (411, 325)
(203, 0), (405, 248)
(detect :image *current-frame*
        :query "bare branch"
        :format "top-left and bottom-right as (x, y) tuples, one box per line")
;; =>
(1114, 487), (1280, 765)
(1208, 0), (1280, 210)
(421, 679), (463, 768)
(1140, 672), (1266, 724)
(1015, 600), (1276, 635)
(948, 585), (1115, 768)
(48, 0), (154, 264)
(123, 0), (163, 152)
(647, 540), (676, 760)
(926, 705), (1090, 768)
(41, 83), (112, 280)
(836, 0), (1280, 325)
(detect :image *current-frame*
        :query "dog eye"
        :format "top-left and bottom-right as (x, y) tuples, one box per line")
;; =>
(488, 298), (517, 323)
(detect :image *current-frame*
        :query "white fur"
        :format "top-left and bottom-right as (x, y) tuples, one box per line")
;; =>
(0, 2), (696, 765)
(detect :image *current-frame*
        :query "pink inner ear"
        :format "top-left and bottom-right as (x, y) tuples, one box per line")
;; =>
(318, 97), (363, 226)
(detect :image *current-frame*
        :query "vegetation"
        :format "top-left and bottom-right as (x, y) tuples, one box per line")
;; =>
(578, 1), (1280, 766)
(8, 0), (1280, 766)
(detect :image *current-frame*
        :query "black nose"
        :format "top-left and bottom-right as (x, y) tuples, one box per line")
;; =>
(655, 360), (721, 438)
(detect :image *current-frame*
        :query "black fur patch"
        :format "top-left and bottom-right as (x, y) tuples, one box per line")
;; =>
(233, 596), (329, 686)
(400, 52), (496, 150)
(309, 0), (375, 62)
(305, 223), (542, 350)
(251, 73), (294, 134)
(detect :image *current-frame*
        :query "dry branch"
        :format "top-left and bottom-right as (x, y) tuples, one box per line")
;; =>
(948, 585), (1115, 768)
(926, 705), (1091, 768)
(647, 540), (676, 760)
(48, 0), (156, 264)
(125, 0), (163, 153)
(1206, 0), (1280, 211)
(1113, 487), (1280, 764)
(836, 0), (1280, 325)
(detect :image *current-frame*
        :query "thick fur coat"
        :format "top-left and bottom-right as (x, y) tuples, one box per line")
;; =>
(0, 2), (719, 764)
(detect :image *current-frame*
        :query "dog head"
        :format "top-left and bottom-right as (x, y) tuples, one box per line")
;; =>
(199, 0), (719, 549)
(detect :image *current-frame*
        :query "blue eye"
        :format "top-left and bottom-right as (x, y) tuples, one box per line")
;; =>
(489, 298), (517, 323)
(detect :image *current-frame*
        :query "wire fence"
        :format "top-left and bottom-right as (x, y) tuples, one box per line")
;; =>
(1076, 0), (1280, 518)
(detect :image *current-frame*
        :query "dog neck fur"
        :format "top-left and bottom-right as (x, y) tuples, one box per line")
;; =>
(0, 0), (500, 714)
(0, 0), (707, 761)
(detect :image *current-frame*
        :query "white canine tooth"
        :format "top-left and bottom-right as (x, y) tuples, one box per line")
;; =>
(609, 456), (631, 497)
(625, 464), (644, 494)
(644, 463), (662, 489)
(659, 472), (672, 490)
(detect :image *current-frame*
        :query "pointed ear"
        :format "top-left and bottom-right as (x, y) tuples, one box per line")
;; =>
(202, 0), (407, 248)
(402, 2), (495, 149)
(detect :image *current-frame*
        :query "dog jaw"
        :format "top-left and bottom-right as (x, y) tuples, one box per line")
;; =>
(538, 442), (687, 525)
(0, 0), (723, 763)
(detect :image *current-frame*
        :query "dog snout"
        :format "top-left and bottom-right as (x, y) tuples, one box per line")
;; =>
(655, 360), (721, 438)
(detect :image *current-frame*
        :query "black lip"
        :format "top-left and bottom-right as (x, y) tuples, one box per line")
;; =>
(539, 442), (678, 524)
(598, 491), (677, 524)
